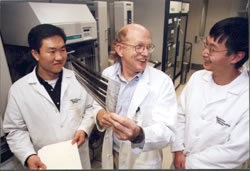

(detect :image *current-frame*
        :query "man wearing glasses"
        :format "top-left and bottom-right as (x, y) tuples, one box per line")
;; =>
(94, 23), (177, 169)
(172, 17), (249, 169)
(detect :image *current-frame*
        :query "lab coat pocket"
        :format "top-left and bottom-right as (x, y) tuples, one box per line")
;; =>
(133, 151), (162, 169)
(68, 97), (84, 122)
(201, 117), (230, 147)
(139, 105), (153, 127)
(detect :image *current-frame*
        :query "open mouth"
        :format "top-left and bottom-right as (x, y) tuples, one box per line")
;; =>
(137, 58), (147, 63)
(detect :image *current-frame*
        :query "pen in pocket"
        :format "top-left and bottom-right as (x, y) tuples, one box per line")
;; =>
(134, 107), (140, 124)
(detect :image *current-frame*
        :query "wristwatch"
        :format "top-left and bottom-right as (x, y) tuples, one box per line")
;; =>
(130, 126), (144, 144)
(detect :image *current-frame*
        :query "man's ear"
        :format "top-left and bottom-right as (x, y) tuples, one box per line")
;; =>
(231, 51), (245, 64)
(31, 49), (40, 62)
(114, 43), (123, 57)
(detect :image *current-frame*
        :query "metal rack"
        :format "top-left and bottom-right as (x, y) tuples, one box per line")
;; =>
(181, 42), (192, 84)
(161, 0), (190, 89)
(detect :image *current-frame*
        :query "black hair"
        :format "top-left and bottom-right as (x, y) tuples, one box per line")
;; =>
(28, 24), (66, 53)
(209, 17), (248, 69)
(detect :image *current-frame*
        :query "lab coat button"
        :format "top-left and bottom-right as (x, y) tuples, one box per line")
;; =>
(60, 125), (63, 128)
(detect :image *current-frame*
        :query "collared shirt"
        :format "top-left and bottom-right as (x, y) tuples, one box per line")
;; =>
(36, 67), (63, 111)
(113, 65), (143, 152)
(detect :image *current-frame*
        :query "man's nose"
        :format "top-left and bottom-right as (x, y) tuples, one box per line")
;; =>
(55, 51), (63, 60)
(141, 47), (151, 56)
(201, 47), (209, 56)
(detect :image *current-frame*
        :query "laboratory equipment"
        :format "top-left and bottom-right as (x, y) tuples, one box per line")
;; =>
(161, 0), (190, 89)
(1, 2), (98, 83)
(0, 34), (23, 170)
(86, 1), (109, 72)
(181, 42), (192, 84)
(114, 1), (134, 33)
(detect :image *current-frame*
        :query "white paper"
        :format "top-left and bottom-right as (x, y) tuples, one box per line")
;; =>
(38, 140), (82, 169)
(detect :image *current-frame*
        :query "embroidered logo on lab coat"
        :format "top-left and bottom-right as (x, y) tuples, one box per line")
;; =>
(70, 98), (80, 104)
(216, 116), (231, 127)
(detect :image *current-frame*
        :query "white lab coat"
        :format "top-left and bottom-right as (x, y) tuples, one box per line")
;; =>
(3, 67), (99, 169)
(95, 63), (177, 169)
(172, 68), (249, 168)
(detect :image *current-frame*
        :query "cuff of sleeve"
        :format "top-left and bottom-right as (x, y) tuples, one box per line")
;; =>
(171, 143), (185, 152)
(78, 118), (95, 136)
(24, 154), (36, 167)
(94, 109), (106, 132)
(131, 139), (145, 153)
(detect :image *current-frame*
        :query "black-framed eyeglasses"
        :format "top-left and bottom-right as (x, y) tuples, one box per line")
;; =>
(203, 40), (228, 55)
(119, 42), (155, 53)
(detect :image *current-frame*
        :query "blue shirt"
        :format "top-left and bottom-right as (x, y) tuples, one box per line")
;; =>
(113, 65), (142, 152)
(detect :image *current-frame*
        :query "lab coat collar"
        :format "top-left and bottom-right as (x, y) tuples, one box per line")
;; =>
(112, 62), (143, 81)
(201, 67), (249, 98)
(28, 66), (72, 84)
(116, 64), (143, 84)
(28, 66), (73, 105)
(126, 65), (150, 120)
(28, 66), (54, 104)
(60, 67), (74, 101)
(228, 67), (249, 95)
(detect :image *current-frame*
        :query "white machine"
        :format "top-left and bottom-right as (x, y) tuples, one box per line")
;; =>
(0, 34), (24, 170)
(114, 1), (134, 33)
(86, 1), (109, 72)
(2, 2), (99, 83)
(1, 2), (97, 46)
(0, 37), (11, 121)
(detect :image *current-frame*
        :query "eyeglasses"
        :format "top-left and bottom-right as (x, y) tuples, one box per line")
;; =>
(119, 42), (155, 53)
(203, 40), (228, 55)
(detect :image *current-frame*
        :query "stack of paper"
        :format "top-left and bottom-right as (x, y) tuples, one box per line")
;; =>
(38, 140), (82, 169)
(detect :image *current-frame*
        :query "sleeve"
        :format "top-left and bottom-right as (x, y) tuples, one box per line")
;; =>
(138, 77), (178, 152)
(3, 87), (36, 166)
(93, 100), (106, 132)
(186, 110), (249, 168)
(171, 83), (189, 152)
(171, 73), (194, 152)
(78, 89), (102, 137)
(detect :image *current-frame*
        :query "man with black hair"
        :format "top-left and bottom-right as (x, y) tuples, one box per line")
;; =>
(3, 24), (99, 169)
(172, 17), (249, 169)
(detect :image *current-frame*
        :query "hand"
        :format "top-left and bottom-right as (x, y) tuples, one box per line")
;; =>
(27, 155), (46, 170)
(109, 112), (140, 141)
(174, 151), (186, 169)
(97, 109), (112, 128)
(72, 130), (85, 147)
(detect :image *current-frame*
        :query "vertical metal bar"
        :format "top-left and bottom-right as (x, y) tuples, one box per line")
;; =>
(161, 0), (170, 73)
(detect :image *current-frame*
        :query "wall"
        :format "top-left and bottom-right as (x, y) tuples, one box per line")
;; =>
(133, 0), (165, 63)
(187, 0), (248, 66)
(185, 0), (203, 65)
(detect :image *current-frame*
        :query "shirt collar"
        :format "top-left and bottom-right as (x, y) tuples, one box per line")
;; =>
(202, 68), (249, 95)
(35, 66), (63, 85)
(116, 63), (143, 83)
